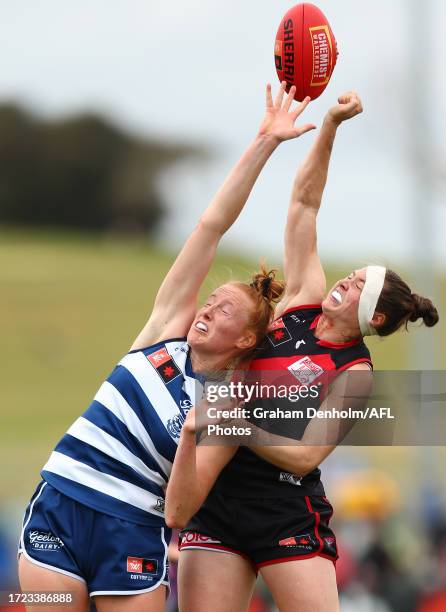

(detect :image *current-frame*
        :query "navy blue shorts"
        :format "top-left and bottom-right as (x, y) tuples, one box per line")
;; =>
(18, 481), (171, 597)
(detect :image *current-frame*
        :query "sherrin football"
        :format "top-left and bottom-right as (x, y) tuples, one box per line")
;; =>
(274, 3), (338, 101)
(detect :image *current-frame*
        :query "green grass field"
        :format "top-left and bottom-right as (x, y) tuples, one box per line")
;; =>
(2, 227), (445, 501)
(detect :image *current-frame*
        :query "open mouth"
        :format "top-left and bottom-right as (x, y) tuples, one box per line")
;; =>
(330, 290), (342, 305)
(195, 321), (208, 333)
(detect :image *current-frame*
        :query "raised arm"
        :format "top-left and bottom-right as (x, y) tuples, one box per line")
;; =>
(275, 92), (363, 318)
(131, 84), (315, 350)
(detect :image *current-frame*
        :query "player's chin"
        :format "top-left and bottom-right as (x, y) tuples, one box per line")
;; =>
(187, 328), (208, 347)
(321, 297), (334, 313)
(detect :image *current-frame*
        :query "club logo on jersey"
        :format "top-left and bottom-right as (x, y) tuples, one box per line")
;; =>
(279, 472), (302, 486)
(127, 556), (158, 574)
(295, 339), (306, 350)
(28, 530), (64, 551)
(267, 318), (292, 347)
(147, 348), (181, 384)
(288, 356), (324, 384)
(278, 533), (318, 550)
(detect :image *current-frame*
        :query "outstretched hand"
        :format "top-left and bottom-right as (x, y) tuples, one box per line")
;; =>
(258, 81), (316, 143)
(327, 91), (363, 125)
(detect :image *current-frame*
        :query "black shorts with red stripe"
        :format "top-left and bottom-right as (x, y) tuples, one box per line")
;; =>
(179, 492), (337, 570)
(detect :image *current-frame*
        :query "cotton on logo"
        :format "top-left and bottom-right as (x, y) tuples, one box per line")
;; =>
(127, 557), (143, 573)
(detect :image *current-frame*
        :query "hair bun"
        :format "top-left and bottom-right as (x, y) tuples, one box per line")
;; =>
(250, 264), (285, 304)
(409, 294), (439, 327)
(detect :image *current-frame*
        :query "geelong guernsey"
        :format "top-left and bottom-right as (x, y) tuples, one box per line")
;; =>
(214, 305), (372, 498)
(42, 339), (198, 526)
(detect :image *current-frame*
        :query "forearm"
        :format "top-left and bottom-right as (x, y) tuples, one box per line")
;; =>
(250, 443), (334, 476)
(200, 134), (278, 235)
(165, 428), (200, 529)
(291, 115), (339, 209)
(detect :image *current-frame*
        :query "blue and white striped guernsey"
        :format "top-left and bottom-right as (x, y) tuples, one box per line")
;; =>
(41, 338), (198, 526)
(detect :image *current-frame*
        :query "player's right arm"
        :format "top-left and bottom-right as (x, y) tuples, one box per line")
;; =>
(130, 83), (316, 350)
(275, 92), (363, 318)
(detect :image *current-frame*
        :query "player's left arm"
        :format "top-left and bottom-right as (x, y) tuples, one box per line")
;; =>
(275, 92), (363, 318)
(248, 362), (372, 474)
(165, 407), (237, 529)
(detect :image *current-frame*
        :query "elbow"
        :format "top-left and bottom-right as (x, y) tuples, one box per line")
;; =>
(196, 217), (224, 238)
(165, 511), (187, 530)
(164, 500), (189, 529)
(292, 451), (319, 477)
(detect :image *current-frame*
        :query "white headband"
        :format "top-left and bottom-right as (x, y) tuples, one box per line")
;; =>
(358, 266), (386, 336)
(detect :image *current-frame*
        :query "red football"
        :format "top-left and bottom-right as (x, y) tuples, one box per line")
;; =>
(274, 3), (338, 101)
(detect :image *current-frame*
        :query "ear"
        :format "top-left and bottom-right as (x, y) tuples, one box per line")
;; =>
(371, 312), (386, 330)
(235, 330), (257, 351)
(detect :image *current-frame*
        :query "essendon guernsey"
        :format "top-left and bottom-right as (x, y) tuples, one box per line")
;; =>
(214, 305), (372, 498)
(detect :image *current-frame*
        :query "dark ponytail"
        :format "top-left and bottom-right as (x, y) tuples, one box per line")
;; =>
(409, 294), (439, 328)
(375, 269), (439, 336)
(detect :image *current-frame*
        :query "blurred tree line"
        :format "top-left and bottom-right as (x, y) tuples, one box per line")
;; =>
(0, 104), (205, 233)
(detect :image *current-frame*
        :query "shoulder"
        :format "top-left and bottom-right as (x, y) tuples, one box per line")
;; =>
(128, 337), (188, 356)
(275, 303), (322, 324)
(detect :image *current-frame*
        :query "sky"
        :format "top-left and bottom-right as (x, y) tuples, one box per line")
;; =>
(1, 0), (445, 269)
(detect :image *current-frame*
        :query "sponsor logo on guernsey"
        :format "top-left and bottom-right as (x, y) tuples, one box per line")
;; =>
(279, 533), (318, 550)
(127, 556), (158, 575)
(279, 472), (302, 486)
(287, 356), (324, 385)
(181, 532), (222, 545)
(29, 530), (64, 551)
(154, 498), (165, 513)
(147, 348), (181, 384)
(267, 318), (292, 347)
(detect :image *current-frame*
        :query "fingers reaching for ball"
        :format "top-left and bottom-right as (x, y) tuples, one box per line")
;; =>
(259, 83), (316, 143)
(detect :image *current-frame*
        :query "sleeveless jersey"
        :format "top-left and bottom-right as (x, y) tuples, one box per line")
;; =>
(42, 338), (198, 526)
(213, 305), (372, 498)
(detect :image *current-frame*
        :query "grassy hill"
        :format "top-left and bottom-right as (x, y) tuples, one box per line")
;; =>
(1, 228), (445, 499)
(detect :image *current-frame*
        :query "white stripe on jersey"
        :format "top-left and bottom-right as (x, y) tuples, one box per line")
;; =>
(42, 452), (164, 517)
(118, 351), (182, 431)
(94, 381), (172, 477)
(66, 417), (166, 487)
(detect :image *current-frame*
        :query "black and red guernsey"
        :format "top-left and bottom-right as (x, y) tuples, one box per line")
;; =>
(213, 304), (373, 498)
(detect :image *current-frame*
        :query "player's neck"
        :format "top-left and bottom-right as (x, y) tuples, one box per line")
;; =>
(190, 349), (234, 377)
(315, 313), (361, 344)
